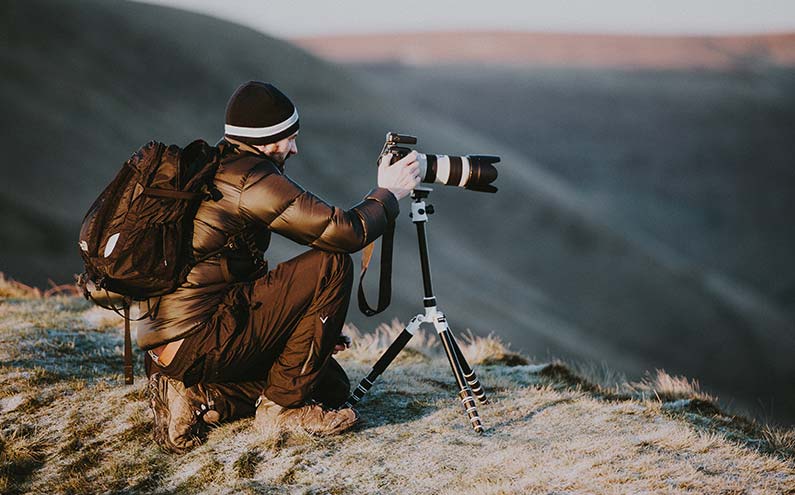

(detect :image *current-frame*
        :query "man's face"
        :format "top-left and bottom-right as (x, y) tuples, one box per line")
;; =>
(256, 132), (298, 168)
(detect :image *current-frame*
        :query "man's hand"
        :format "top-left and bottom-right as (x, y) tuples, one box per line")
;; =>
(378, 151), (422, 200)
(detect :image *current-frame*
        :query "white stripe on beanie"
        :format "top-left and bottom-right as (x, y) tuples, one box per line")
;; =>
(224, 108), (298, 138)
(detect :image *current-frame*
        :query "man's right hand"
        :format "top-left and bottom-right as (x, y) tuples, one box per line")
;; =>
(378, 151), (422, 200)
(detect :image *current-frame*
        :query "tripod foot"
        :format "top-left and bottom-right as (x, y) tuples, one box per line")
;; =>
(459, 389), (485, 434)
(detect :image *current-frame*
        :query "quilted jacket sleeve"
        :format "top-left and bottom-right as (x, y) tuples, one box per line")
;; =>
(238, 162), (399, 253)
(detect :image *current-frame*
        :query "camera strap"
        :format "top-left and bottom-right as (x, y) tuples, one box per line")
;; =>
(357, 218), (395, 316)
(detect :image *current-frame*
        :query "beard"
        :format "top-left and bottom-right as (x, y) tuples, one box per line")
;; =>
(265, 152), (289, 171)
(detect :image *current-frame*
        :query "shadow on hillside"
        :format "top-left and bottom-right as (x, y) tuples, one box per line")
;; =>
(353, 389), (444, 430)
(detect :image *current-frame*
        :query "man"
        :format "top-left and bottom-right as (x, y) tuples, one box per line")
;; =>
(141, 81), (421, 453)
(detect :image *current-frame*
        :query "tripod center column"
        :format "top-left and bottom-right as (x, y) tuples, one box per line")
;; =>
(410, 190), (437, 307)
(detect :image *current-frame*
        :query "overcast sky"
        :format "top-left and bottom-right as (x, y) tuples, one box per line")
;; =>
(141, 0), (795, 38)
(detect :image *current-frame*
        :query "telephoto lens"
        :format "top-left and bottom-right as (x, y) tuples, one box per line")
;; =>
(381, 132), (500, 193)
(417, 154), (500, 193)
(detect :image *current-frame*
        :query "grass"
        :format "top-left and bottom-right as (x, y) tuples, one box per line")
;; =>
(626, 369), (717, 403)
(0, 426), (48, 495)
(1, 278), (794, 494)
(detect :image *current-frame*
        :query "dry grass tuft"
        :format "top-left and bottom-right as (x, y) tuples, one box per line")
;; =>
(627, 369), (717, 403)
(458, 330), (529, 366)
(762, 424), (795, 458)
(342, 320), (528, 368)
(0, 272), (79, 299)
(343, 319), (438, 364)
(0, 273), (42, 299)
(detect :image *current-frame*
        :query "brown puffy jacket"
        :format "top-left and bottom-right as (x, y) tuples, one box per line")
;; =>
(136, 138), (399, 350)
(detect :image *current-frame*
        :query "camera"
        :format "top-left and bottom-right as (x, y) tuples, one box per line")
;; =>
(379, 132), (500, 193)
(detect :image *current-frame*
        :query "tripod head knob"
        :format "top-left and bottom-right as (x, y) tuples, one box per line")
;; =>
(425, 205), (435, 215)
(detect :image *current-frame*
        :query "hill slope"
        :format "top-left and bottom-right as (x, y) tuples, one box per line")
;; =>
(350, 63), (795, 316)
(1, 0), (794, 423)
(1, 292), (794, 494)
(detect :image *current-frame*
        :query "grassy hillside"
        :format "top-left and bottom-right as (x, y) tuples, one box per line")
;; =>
(2, 287), (794, 494)
(1, 0), (794, 424)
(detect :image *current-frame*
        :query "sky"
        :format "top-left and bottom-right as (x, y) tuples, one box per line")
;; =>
(141, 0), (795, 38)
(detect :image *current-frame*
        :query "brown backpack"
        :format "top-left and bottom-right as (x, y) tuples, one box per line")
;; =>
(77, 139), (224, 383)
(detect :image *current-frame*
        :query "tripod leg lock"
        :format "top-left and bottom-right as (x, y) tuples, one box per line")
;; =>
(464, 370), (489, 404)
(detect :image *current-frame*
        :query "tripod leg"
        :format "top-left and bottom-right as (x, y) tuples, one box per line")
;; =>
(449, 336), (488, 404)
(343, 316), (421, 408)
(438, 328), (484, 433)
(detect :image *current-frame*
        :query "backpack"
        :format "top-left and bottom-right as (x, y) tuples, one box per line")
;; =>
(77, 139), (224, 384)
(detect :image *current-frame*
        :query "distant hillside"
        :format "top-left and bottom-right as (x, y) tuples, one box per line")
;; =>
(348, 64), (795, 319)
(2, 0), (794, 425)
(1, 292), (793, 494)
(294, 31), (795, 68)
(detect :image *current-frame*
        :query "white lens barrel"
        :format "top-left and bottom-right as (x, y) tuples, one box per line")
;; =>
(435, 155), (451, 184)
(458, 156), (471, 187)
(419, 154), (471, 187)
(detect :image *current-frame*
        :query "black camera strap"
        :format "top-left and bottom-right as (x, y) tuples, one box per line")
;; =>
(357, 218), (395, 316)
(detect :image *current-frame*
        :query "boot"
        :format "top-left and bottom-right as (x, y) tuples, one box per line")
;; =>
(148, 373), (220, 454)
(254, 396), (360, 436)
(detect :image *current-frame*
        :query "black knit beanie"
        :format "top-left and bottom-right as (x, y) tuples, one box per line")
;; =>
(224, 81), (299, 145)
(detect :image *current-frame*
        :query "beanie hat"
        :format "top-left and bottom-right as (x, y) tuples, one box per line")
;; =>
(224, 81), (299, 145)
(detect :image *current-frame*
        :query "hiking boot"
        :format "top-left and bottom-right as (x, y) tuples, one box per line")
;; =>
(254, 396), (360, 436)
(148, 373), (220, 454)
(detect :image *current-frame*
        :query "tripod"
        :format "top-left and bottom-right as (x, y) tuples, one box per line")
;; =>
(344, 187), (488, 433)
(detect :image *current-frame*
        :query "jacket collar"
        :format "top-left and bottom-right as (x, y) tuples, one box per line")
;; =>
(219, 136), (264, 156)
(218, 137), (284, 172)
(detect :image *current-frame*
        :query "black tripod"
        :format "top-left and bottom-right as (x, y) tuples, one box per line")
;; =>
(344, 187), (488, 433)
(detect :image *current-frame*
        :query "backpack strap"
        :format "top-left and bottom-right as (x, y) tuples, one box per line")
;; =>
(123, 305), (133, 384)
(82, 290), (147, 385)
(142, 188), (204, 200)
